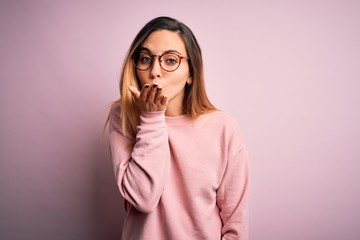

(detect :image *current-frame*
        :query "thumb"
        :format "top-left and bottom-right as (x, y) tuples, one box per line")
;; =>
(128, 86), (140, 98)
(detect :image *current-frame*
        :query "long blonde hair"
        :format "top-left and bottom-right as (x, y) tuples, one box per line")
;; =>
(107, 16), (216, 138)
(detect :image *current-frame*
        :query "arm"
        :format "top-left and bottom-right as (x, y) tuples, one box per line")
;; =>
(109, 108), (170, 213)
(217, 142), (250, 240)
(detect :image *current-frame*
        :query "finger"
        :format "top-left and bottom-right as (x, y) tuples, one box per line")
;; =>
(146, 84), (158, 102)
(139, 84), (150, 101)
(154, 86), (164, 103)
(160, 95), (168, 106)
(128, 86), (140, 99)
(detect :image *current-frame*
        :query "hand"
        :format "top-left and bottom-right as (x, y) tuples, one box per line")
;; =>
(129, 84), (168, 112)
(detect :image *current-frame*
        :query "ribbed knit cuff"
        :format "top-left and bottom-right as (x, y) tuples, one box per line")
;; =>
(139, 110), (166, 129)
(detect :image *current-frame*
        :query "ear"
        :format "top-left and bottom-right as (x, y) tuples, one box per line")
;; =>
(187, 77), (192, 85)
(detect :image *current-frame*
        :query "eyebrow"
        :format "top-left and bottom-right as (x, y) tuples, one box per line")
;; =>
(139, 47), (183, 55)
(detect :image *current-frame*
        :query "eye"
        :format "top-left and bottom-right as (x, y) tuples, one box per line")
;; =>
(138, 52), (152, 64)
(162, 54), (179, 66)
(140, 56), (152, 64)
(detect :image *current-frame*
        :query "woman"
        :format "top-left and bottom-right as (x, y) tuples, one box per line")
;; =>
(108, 16), (250, 240)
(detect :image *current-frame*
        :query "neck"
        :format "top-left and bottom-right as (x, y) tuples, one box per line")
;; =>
(165, 98), (184, 117)
(165, 108), (184, 117)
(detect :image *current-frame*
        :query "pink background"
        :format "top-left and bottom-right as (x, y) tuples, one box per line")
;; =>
(1, 0), (360, 239)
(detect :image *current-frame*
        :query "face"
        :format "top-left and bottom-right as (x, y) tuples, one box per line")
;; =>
(135, 30), (192, 114)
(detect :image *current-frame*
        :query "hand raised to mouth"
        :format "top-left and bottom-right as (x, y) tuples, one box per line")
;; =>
(129, 83), (168, 112)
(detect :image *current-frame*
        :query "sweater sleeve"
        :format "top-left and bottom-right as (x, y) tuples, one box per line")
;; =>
(217, 128), (250, 240)
(108, 106), (170, 213)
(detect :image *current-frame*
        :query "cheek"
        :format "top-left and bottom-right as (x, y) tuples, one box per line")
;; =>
(165, 73), (188, 89)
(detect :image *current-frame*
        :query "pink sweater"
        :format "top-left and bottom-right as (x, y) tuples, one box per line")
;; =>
(109, 105), (250, 240)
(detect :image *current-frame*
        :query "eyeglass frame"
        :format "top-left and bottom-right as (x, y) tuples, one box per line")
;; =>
(132, 51), (190, 72)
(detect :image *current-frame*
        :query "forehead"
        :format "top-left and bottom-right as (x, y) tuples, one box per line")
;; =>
(141, 30), (187, 55)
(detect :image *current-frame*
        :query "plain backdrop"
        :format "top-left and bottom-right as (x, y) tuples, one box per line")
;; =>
(1, 0), (359, 239)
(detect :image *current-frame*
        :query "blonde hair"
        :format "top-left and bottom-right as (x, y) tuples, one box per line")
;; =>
(107, 16), (216, 138)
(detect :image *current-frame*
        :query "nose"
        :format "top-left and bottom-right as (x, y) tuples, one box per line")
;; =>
(150, 57), (162, 79)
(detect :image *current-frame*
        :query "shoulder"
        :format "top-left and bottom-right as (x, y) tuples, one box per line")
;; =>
(198, 110), (246, 147)
(198, 110), (239, 130)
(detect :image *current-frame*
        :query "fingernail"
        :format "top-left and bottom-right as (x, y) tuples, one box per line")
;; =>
(153, 84), (158, 88)
(145, 84), (149, 88)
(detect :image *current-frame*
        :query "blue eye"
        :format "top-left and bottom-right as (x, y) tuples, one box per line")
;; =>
(162, 54), (179, 66)
(165, 58), (177, 65)
(140, 56), (152, 64)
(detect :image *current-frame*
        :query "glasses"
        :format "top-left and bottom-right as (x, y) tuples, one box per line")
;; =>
(133, 51), (189, 72)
